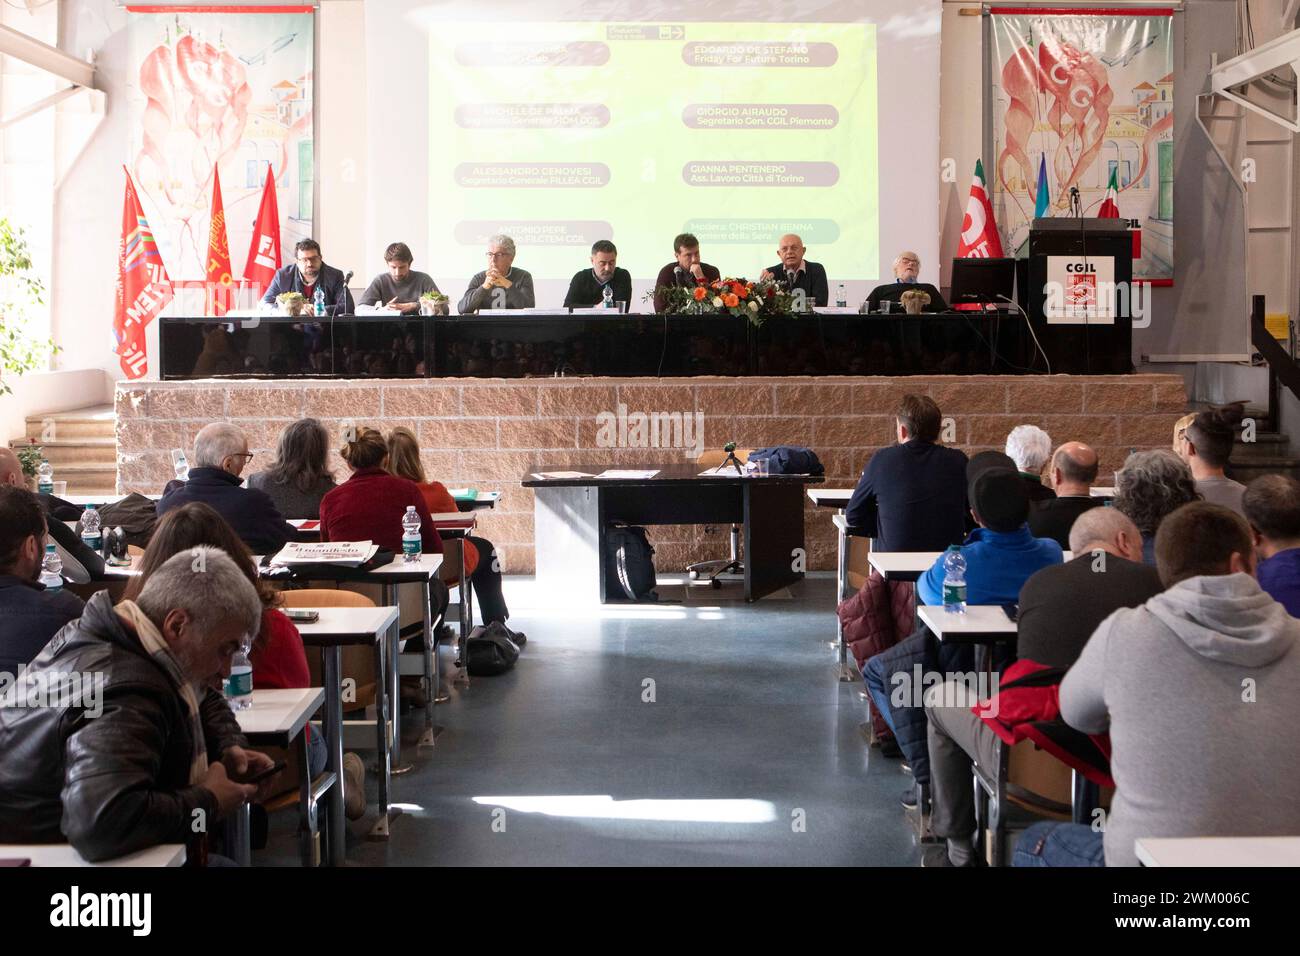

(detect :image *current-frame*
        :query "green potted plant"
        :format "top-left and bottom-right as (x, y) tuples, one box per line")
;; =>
(419, 290), (449, 316)
(16, 441), (43, 492)
(0, 217), (55, 396)
(276, 291), (308, 316)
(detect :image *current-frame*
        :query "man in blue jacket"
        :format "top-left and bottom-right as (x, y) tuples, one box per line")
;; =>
(0, 486), (85, 677)
(260, 238), (354, 314)
(862, 451), (1063, 810)
(158, 423), (295, 556)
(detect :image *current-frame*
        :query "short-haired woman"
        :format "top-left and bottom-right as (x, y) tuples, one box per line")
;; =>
(1114, 449), (1202, 565)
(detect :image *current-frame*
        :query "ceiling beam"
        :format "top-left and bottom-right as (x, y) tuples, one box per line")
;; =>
(0, 23), (95, 90)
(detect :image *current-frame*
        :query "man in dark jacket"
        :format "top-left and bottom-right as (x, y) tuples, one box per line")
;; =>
(0, 447), (105, 582)
(845, 393), (968, 550)
(260, 238), (355, 314)
(760, 234), (829, 308)
(1028, 442), (1104, 548)
(0, 486), (85, 677)
(159, 422), (295, 555)
(923, 507), (1162, 866)
(0, 547), (270, 862)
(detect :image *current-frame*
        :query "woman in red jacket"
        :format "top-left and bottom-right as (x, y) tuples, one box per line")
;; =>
(123, 502), (366, 820)
(319, 426), (443, 556)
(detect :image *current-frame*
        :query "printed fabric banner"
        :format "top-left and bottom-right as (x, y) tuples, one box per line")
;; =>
(988, 7), (1174, 283)
(126, 5), (314, 306)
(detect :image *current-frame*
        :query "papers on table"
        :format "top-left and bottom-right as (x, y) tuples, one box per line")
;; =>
(531, 471), (594, 480)
(269, 541), (377, 567)
(698, 466), (745, 477)
(596, 469), (660, 479)
(813, 306), (861, 315)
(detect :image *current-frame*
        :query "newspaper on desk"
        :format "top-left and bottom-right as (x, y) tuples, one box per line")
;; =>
(530, 471), (594, 480)
(269, 541), (378, 567)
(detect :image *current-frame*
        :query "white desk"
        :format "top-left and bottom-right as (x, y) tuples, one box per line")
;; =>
(872, 550), (1074, 582)
(1090, 486), (1116, 498)
(918, 604), (1018, 643)
(1136, 836), (1300, 867)
(295, 606), (400, 862)
(0, 843), (184, 867)
(807, 488), (853, 508)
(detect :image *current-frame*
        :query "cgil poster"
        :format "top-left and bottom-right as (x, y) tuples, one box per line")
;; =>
(125, 4), (315, 305)
(988, 7), (1174, 284)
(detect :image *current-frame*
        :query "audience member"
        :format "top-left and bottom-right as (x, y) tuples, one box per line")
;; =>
(1181, 405), (1247, 515)
(1028, 442), (1103, 548)
(159, 422), (295, 555)
(1016, 503), (1300, 866)
(1243, 474), (1300, 616)
(0, 446), (105, 583)
(1172, 412), (1196, 456)
(385, 427), (519, 637)
(845, 394), (969, 549)
(247, 418), (337, 519)
(863, 451), (1063, 810)
(1005, 425), (1056, 502)
(924, 508), (1162, 865)
(0, 548), (270, 861)
(320, 426), (443, 556)
(1113, 449), (1200, 565)
(0, 486), (85, 677)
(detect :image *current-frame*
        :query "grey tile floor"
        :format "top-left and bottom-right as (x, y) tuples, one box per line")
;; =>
(261, 574), (920, 866)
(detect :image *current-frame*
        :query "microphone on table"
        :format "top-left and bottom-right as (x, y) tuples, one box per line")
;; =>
(674, 265), (686, 286)
(1069, 186), (1081, 217)
(334, 270), (354, 316)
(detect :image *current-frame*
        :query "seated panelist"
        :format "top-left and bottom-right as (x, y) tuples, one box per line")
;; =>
(760, 234), (828, 307)
(564, 240), (632, 309)
(653, 233), (721, 312)
(361, 242), (439, 314)
(866, 251), (947, 313)
(261, 238), (355, 314)
(457, 234), (535, 313)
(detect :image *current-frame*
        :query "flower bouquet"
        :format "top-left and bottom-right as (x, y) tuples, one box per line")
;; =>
(648, 276), (796, 327)
(276, 291), (308, 316)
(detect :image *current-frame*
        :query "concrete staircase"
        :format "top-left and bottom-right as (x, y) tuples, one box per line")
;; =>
(1229, 405), (1300, 483)
(8, 405), (116, 495)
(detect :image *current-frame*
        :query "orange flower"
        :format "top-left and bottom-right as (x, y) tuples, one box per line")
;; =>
(724, 293), (740, 308)
(692, 286), (707, 301)
(731, 281), (747, 297)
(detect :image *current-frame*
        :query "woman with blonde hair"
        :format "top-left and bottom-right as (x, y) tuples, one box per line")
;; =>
(385, 426), (518, 637)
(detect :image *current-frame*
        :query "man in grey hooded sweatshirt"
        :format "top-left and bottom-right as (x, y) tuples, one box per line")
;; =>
(1015, 501), (1300, 866)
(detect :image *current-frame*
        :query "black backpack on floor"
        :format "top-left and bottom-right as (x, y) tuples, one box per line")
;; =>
(604, 525), (658, 602)
(464, 623), (521, 676)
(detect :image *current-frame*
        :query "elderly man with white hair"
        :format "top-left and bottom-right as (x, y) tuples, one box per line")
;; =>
(158, 422), (294, 554)
(866, 250), (947, 313)
(457, 234), (535, 313)
(921, 507), (1163, 867)
(1005, 424), (1056, 503)
(0, 547), (274, 862)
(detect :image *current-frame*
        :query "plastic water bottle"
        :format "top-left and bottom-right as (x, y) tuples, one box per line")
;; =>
(225, 644), (253, 711)
(942, 545), (967, 615)
(401, 505), (421, 562)
(40, 543), (64, 594)
(172, 449), (189, 482)
(602, 284), (614, 310)
(81, 504), (103, 554)
(835, 283), (847, 308)
(36, 460), (53, 495)
(313, 288), (326, 316)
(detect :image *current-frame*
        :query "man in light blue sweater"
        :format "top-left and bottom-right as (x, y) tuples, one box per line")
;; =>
(1016, 502), (1300, 866)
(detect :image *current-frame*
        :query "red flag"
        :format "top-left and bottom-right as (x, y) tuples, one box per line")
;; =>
(205, 166), (234, 316)
(956, 159), (1004, 259)
(1097, 167), (1142, 258)
(114, 168), (173, 380)
(243, 165), (281, 296)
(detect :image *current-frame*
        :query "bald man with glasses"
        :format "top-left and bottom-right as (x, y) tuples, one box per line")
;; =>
(866, 251), (947, 313)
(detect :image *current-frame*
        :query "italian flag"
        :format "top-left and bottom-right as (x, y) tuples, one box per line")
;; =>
(956, 159), (1004, 259)
(1098, 167), (1121, 219)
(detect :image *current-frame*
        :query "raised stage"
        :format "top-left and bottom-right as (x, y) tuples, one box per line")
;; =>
(117, 373), (1186, 575)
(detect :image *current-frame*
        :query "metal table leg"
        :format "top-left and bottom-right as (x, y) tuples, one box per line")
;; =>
(368, 630), (395, 839)
(380, 583), (411, 775)
(298, 728), (319, 867)
(322, 646), (345, 866)
(225, 802), (251, 866)
(418, 579), (440, 747)
(836, 513), (856, 682)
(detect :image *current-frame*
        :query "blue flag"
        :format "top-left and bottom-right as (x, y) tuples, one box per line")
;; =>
(1033, 154), (1050, 218)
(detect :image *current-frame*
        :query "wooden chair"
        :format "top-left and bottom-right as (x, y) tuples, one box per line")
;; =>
(687, 448), (752, 584)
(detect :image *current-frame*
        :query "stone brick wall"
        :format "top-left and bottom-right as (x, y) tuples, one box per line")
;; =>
(116, 374), (1187, 574)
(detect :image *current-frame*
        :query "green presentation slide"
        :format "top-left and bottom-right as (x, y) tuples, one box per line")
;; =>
(429, 21), (878, 286)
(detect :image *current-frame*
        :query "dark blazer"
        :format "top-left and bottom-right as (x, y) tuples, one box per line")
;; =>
(866, 281), (947, 313)
(158, 466), (294, 555)
(653, 261), (721, 312)
(260, 262), (355, 314)
(766, 261), (829, 307)
(0, 574), (84, 677)
(0, 591), (244, 861)
(845, 440), (970, 552)
(563, 267), (633, 308)
(1028, 495), (1104, 549)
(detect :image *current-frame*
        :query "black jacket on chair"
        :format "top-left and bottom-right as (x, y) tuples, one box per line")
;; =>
(158, 467), (294, 556)
(0, 591), (246, 861)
